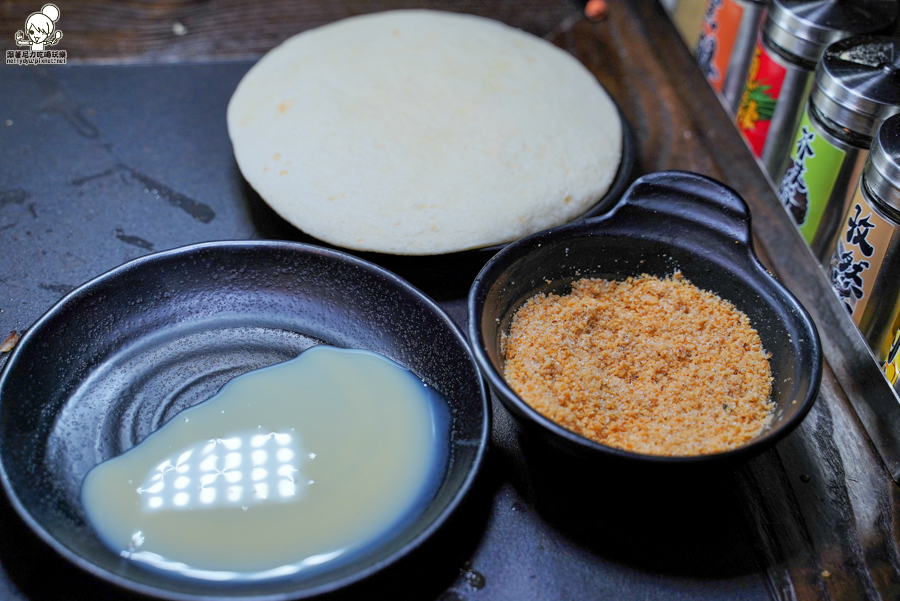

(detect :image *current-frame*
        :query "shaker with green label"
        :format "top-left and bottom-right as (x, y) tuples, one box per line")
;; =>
(828, 114), (900, 391)
(779, 36), (900, 261)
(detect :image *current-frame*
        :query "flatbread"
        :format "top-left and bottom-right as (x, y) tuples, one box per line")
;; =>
(227, 10), (622, 255)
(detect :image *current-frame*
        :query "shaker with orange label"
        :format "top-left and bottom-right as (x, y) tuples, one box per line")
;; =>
(736, 0), (897, 181)
(696, 0), (766, 115)
(828, 115), (900, 387)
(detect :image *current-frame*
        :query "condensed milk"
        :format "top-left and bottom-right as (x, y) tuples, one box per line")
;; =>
(81, 346), (449, 581)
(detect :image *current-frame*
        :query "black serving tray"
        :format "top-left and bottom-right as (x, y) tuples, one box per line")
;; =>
(0, 63), (768, 601)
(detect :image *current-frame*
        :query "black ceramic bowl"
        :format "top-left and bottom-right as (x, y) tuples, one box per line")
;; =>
(0, 241), (489, 600)
(468, 171), (822, 465)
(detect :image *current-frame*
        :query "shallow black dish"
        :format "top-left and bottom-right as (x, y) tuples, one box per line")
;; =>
(468, 171), (822, 465)
(0, 241), (489, 600)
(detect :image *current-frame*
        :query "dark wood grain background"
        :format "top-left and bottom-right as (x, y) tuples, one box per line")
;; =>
(2, 1), (900, 600)
(0, 0), (580, 62)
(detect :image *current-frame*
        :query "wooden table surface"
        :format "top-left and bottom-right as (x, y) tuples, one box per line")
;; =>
(2, 1), (900, 600)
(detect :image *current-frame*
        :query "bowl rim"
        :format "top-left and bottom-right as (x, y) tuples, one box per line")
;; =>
(467, 185), (822, 465)
(0, 239), (491, 601)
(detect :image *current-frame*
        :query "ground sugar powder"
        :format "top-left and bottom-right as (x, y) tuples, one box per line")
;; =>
(502, 274), (774, 456)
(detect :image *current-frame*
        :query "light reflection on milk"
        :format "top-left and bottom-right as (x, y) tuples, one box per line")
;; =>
(81, 346), (448, 581)
(137, 431), (307, 513)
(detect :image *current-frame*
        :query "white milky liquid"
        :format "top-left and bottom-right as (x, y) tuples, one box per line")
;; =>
(80, 346), (448, 581)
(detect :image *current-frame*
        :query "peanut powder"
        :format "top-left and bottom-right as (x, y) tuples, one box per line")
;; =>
(502, 274), (774, 456)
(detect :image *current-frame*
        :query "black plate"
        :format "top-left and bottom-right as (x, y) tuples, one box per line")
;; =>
(267, 108), (637, 302)
(0, 241), (489, 600)
(468, 171), (822, 466)
(252, 106), (636, 262)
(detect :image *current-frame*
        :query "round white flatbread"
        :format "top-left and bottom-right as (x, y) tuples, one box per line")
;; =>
(227, 9), (622, 255)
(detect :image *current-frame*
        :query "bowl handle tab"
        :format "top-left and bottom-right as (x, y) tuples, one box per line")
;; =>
(619, 171), (752, 247)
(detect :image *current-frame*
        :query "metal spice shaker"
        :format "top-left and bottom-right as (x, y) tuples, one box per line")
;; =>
(736, 0), (897, 181)
(828, 114), (900, 386)
(696, 0), (767, 115)
(779, 36), (900, 261)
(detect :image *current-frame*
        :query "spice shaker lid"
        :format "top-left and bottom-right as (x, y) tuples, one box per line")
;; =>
(766, 0), (898, 65)
(866, 113), (900, 211)
(813, 36), (900, 138)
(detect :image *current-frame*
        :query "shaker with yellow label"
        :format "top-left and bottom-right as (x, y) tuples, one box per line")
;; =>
(828, 114), (900, 389)
(885, 329), (900, 387)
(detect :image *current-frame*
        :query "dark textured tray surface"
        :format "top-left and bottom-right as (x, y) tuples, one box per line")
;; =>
(0, 61), (768, 600)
